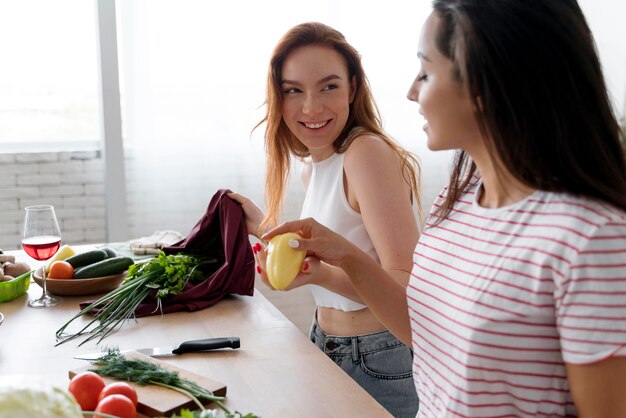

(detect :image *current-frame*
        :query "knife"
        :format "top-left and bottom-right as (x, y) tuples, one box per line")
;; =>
(74, 337), (240, 360)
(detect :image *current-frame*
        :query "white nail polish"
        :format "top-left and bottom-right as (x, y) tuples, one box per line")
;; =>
(289, 239), (300, 249)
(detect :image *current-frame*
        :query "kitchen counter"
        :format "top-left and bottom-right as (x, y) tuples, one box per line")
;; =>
(0, 249), (390, 417)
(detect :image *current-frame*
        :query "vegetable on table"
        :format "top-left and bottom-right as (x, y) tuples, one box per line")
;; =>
(45, 244), (76, 273)
(265, 233), (306, 290)
(65, 249), (109, 269)
(0, 375), (83, 418)
(100, 247), (118, 258)
(0, 251), (30, 284)
(2, 262), (31, 278)
(55, 252), (218, 346)
(68, 371), (106, 411)
(89, 348), (258, 418)
(98, 382), (138, 406)
(48, 261), (75, 280)
(67, 373), (139, 417)
(168, 409), (220, 417)
(94, 393), (137, 418)
(73, 256), (134, 279)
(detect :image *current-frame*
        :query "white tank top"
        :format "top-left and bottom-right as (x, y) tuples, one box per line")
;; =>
(300, 152), (379, 311)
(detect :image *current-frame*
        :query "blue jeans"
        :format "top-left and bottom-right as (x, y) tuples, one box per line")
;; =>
(310, 318), (419, 418)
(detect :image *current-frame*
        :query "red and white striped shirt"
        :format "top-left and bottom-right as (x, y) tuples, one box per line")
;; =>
(407, 179), (626, 417)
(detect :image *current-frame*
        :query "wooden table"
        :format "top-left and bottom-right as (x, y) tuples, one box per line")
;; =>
(0, 250), (390, 417)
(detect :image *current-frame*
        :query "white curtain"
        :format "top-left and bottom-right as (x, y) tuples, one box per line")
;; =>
(116, 0), (625, 239)
(116, 0), (443, 238)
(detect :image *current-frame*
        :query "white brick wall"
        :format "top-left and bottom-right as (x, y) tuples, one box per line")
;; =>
(0, 151), (106, 250)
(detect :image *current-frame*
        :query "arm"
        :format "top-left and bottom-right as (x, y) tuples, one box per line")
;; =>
(566, 358), (626, 417)
(560, 220), (626, 416)
(227, 192), (266, 239)
(298, 136), (418, 300)
(342, 135), (419, 289)
(263, 136), (418, 305)
(230, 159), (311, 239)
(263, 217), (414, 346)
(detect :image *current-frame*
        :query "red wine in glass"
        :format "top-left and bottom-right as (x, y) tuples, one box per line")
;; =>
(22, 236), (61, 261)
(22, 205), (63, 308)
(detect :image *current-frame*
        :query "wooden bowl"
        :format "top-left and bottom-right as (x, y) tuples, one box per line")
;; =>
(32, 267), (126, 296)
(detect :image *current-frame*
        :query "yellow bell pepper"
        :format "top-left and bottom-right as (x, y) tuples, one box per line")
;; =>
(45, 244), (76, 273)
(266, 233), (306, 290)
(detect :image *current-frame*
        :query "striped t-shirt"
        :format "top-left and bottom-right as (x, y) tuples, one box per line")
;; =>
(407, 179), (626, 417)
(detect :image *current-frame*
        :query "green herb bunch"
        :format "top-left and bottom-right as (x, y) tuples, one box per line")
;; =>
(131, 252), (211, 298)
(90, 348), (258, 418)
(56, 252), (217, 346)
(166, 410), (218, 418)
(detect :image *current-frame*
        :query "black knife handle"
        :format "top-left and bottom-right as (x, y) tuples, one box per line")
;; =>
(172, 337), (240, 354)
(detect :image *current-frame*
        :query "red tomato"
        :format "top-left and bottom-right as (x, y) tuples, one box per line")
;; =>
(48, 260), (74, 280)
(68, 371), (106, 411)
(98, 382), (139, 407)
(95, 394), (137, 418)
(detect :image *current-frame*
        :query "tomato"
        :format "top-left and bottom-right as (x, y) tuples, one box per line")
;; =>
(48, 260), (74, 280)
(95, 394), (137, 418)
(68, 371), (106, 411)
(98, 382), (138, 407)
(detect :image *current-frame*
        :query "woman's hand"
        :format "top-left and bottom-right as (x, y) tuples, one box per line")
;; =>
(265, 217), (413, 344)
(228, 192), (266, 238)
(262, 217), (359, 269)
(252, 240), (321, 291)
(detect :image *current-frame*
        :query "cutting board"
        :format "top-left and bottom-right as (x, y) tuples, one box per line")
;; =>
(70, 351), (227, 417)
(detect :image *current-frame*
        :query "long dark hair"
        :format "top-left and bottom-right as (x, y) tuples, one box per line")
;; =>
(431, 0), (626, 219)
(257, 22), (421, 232)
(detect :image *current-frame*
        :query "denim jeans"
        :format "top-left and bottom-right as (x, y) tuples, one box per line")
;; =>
(310, 318), (419, 418)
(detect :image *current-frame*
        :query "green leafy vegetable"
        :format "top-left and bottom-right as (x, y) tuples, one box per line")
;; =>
(55, 252), (217, 346)
(89, 348), (258, 418)
(166, 409), (218, 417)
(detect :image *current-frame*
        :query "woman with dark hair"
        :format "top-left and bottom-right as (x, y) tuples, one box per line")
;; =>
(230, 22), (420, 417)
(263, 1), (626, 416)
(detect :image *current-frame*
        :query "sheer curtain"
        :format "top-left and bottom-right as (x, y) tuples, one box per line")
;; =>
(115, 1), (625, 240)
(115, 0), (440, 238)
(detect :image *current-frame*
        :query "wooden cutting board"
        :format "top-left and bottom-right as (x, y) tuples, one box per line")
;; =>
(70, 351), (227, 417)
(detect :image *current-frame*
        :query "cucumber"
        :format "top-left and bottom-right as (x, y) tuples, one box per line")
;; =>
(65, 249), (108, 269)
(74, 256), (135, 279)
(100, 247), (118, 258)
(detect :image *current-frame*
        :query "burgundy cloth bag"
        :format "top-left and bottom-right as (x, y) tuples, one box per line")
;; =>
(81, 189), (255, 316)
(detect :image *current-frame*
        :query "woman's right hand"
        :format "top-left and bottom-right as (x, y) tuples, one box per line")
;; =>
(228, 192), (266, 238)
(252, 240), (321, 291)
(262, 217), (359, 269)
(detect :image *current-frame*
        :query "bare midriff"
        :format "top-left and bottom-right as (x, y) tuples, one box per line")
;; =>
(316, 306), (387, 336)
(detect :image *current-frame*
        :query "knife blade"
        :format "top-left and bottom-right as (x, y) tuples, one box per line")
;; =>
(74, 337), (240, 360)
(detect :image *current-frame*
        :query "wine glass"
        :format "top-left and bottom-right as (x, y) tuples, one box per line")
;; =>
(22, 205), (63, 308)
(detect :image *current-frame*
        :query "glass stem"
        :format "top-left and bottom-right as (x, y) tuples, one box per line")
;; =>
(42, 266), (48, 298)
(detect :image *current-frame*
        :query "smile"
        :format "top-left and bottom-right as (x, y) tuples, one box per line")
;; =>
(302, 120), (330, 129)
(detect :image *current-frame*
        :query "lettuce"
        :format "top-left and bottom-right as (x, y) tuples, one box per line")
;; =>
(0, 375), (82, 418)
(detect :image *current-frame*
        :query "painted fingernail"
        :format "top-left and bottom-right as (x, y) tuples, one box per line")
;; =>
(302, 262), (309, 271)
(256, 265), (262, 274)
(289, 239), (299, 249)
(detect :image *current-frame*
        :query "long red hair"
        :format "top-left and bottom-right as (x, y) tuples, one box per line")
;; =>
(256, 22), (421, 233)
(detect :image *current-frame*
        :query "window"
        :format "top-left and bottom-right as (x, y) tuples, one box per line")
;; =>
(0, 0), (100, 149)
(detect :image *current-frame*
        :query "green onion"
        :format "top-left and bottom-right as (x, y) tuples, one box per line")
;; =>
(55, 252), (217, 347)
